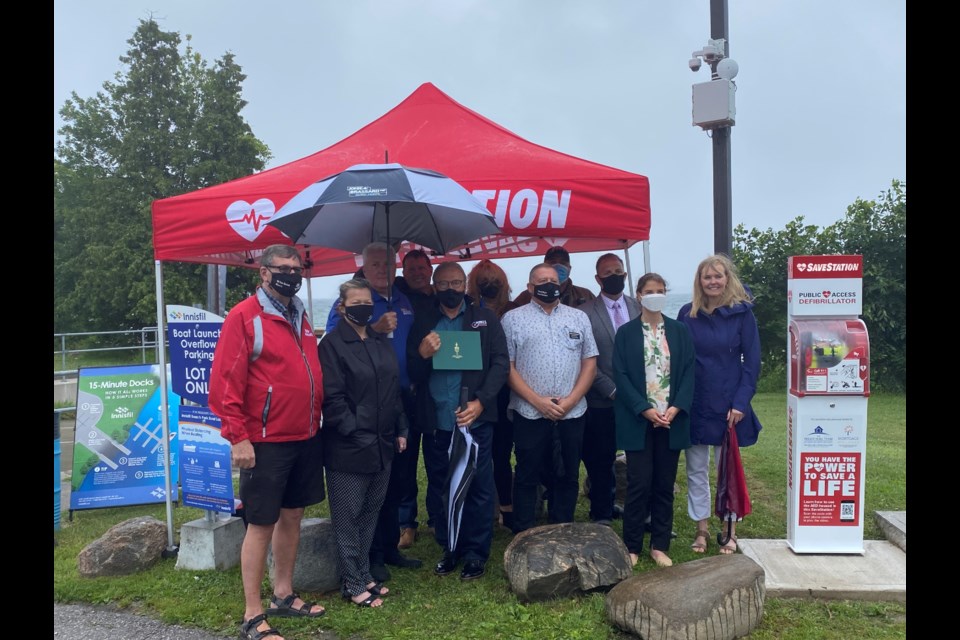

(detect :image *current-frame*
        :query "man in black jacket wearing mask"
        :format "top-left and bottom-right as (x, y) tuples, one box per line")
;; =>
(408, 262), (509, 581)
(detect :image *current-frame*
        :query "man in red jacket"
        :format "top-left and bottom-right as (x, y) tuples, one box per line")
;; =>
(209, 244), (327, 640)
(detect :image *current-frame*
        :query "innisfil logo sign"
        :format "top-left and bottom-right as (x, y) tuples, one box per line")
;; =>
(225, 199), (275, 241)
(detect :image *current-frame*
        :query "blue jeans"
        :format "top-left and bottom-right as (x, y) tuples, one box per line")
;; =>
(424, 422), (495, 562)
(396, 391), (421, 530)
(395, 424), (422, 529)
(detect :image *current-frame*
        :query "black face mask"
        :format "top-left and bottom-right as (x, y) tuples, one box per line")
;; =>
(600, 273), (626, 296)
(532, 282), (561, 304)
(437, 289), (465, 310)
(478, 282), (500, 299)
(270, 272), (302, 297)
(343, 304), (374, 327)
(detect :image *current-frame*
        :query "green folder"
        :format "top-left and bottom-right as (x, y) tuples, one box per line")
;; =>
(433, 330), (482, 370)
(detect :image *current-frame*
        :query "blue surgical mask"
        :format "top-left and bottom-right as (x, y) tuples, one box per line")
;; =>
(552, 264), (570, 284)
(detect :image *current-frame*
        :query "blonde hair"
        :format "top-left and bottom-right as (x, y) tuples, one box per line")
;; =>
(466, 259), (512, 315)
(688, 254), (752, 318)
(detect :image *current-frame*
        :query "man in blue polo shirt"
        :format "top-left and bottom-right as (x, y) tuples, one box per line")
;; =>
(324, 241), (422, 581)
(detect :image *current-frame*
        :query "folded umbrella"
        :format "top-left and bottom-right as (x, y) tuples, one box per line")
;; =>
(443, 387), (478, 553)
(715, 422), (752, 546)
(445, 425), (478, 553)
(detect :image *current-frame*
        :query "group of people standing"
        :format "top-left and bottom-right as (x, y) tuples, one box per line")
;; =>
(208, 242), (762, 640)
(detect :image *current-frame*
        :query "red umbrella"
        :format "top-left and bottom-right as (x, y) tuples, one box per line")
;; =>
(715, 423), (752, 546)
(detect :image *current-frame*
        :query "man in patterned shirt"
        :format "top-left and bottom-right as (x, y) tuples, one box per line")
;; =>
(500, 263), (598, 533)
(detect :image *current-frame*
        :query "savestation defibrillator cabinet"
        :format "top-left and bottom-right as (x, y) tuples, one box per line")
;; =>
(786, 255), (869, 554)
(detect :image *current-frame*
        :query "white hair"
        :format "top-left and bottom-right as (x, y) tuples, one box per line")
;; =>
(362, 242), (394, 264)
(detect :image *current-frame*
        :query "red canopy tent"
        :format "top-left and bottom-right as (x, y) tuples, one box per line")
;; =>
(151, 82), (650, 275)
(147, 83), (651, 547)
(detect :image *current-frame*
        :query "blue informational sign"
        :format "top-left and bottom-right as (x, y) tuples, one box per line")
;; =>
(166, 305), (224, 406)
(70, 364), (180, 510)
(178, 406), (234, 513)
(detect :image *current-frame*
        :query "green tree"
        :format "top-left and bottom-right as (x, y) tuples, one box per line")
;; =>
(733, 180), (906, 391)
(734, 217), (823, 386)
(55, 19), (270, 333)
(821, 181), (906, 391)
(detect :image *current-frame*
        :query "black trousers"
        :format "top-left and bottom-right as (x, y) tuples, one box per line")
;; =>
(369, 456), (404, 565)
(327, 467), (389, 596)
(623, 423), (681, 554)
(581, 406), (617, 521)
(512, 413), (585, 532)
(491, 385), (514, 510)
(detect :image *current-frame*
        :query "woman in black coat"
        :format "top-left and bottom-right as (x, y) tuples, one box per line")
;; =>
(319, 278), (409, 608)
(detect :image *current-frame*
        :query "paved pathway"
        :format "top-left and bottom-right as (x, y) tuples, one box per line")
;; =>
(54, 602), (232, 639)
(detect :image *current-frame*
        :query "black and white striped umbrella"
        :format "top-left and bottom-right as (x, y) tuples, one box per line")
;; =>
(268, 163), (500, 255)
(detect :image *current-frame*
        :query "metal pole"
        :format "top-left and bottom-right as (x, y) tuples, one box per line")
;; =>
(304, 248), (314, 330)
(206, 265), (218, 315)
(622, 244), (634, 295)
(154, 260), (178, 556)
(711, 0), (733, 257)
(218, 265), (227, 316)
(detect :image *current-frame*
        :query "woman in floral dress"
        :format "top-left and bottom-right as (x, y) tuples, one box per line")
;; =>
(612, 273), (695, 567)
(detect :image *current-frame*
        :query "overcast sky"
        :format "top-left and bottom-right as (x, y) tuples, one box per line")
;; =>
(54, 1), (905, 304)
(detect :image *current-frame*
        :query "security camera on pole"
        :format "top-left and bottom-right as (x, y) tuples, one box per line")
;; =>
(689, 0), (738, 256)
(689, 40), (738, 130)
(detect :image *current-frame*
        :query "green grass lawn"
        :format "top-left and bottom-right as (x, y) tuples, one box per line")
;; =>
(53, 391), (906, 639)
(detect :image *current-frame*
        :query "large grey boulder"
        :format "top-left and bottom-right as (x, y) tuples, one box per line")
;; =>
(606, 554), (765, 640)
(268, 517), (339, 594)
(77, 516), (168, 577)
(504, 522), (632, 602)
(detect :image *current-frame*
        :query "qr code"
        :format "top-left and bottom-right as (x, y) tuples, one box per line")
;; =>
(840, 501), (855, 521)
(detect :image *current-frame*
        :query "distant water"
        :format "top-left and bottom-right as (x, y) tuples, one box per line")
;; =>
(308, 292), (691, 331)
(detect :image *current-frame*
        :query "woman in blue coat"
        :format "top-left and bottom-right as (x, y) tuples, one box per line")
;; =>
(614, 273), (695, 568)
(677, 255), (762, 555)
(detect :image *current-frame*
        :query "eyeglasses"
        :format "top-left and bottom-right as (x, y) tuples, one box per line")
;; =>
(434, 279), (465, 291)
(265, 265), (304, 276)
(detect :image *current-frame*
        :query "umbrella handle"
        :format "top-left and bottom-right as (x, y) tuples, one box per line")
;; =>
(717, 513), (735, 546)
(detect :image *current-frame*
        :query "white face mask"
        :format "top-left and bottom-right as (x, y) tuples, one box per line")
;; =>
(640, 293), (668, 313)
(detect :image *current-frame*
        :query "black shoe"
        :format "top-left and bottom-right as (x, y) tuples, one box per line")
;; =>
(612, 504), (624, 520)
(435, 551), (459, 576)
(460, 560), (486, 581)
(593, 519), (612, 527)
(370, 563), (391, 582)
(500, 510), (515, 530)
(384, 552), (423, 569)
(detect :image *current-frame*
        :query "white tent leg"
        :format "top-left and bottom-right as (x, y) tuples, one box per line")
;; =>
(154, 260), (177, 555)
(623, 243), (635, 294)
(306, 277), (314, 330)
(642, 240), (651, 274)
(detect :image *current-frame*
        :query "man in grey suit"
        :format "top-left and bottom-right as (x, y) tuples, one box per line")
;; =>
(581, 253), (641, 525)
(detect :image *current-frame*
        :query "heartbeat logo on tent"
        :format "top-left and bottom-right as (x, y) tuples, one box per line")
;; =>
(225, 199), (275, 242)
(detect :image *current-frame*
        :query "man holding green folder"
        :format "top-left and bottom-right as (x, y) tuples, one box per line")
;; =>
(407, 262), (509, 581)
